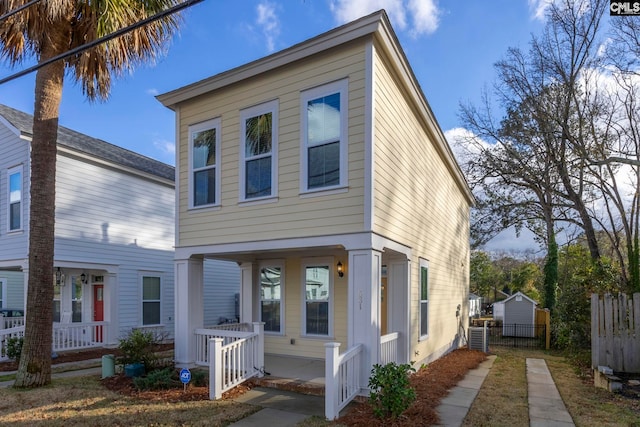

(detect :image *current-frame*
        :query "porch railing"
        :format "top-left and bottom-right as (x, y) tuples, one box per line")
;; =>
(380, 332), (400, 365)
(1, 316), (25, 329)
(0, 321), (108, 361)
(208, 322), (265, 399)
(325, 342), (363, 420)
(194, 323), (253, 365)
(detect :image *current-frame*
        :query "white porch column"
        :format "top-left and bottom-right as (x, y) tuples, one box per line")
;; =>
(104, 273), (118, 345)
(175, 257), (204, 367)
(21, 264), (29, 315)
(348, 249), (382, 391)
(239, 262), (254, 323)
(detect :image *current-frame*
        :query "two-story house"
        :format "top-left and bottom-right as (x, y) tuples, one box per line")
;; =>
(0, 104), (239, 354)
(158, 10), (473, 399)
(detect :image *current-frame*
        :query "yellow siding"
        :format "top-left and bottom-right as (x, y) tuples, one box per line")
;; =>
(263, 256), (348, 359)
(372, 44), (471, 360)
(176, 42), (368, 247)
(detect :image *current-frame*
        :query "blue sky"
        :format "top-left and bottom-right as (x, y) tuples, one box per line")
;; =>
(0, 0), (551, 165)
(0, 0), (559, 252)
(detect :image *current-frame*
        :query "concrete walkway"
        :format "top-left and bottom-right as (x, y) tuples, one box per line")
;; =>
(527, 358), (575, 427)
(436, 355), (496, 426)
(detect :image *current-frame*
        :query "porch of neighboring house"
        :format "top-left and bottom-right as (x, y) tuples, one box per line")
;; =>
(174, 236), (412, 419)
(0, 264), (129, 362)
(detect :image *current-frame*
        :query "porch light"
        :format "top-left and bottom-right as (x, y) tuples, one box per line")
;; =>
(55, 267), (61, 285)
(337, 261), (344, 278)
(80, 273), (87, 284)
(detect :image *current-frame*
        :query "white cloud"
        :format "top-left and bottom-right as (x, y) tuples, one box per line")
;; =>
(528, 0), (553, 21)
(329, 0), (439, 36)
(146, 88), (159, 96)
(154, 139), (175, 159)
(256, 1), (280, 52)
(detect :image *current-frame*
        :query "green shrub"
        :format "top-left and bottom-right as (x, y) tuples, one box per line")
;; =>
(368, 362), (416, 419)
(191, 369), (208, 387)
(133, 367), (179, 390)
(117, 329), (158, 372)
(3, 337), (23, 361)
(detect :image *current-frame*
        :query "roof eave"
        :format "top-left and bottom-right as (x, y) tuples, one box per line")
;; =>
(156, 10), (386, 109)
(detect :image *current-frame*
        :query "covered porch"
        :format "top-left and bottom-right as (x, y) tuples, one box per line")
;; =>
(174, 233), (412, 416)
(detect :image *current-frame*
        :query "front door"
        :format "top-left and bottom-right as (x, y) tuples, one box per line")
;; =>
(93, 285), (104, 342)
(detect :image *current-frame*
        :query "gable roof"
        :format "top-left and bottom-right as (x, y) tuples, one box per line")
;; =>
(157, 10), (473, 205)
(0, 104), (174, 182)
(503, 291), (538, 306)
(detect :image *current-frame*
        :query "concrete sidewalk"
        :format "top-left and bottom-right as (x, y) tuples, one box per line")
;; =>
(527, 358), (575, 427)
(436, 355), (497, 426)
(0, 359), (102, 388)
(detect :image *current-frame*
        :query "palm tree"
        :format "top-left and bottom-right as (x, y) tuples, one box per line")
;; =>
(0, 0), (182, 388)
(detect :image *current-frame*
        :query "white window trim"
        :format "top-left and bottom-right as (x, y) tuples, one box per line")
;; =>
(301, 257), (334, 338)
(240, 100), (279, 202)
(259, 260), (285, 335)
(0, 278), (6, 309)
(7, 164), (23, 232)
(299, 79), (348, 195)
(419, 258), (429, 341)
(188, 118), (221, 209)
(140, 273), (163, 327)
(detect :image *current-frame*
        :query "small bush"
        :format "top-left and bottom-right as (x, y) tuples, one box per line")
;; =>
(191, 369), (208, 387)
(117, 329), (158, 372)
(133, 367), (179, 390)
(368, 362), (416, 419)
(3, 337), (23, 361)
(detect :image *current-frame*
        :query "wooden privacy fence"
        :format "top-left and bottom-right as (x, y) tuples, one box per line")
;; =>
(591, 293), (640, 373)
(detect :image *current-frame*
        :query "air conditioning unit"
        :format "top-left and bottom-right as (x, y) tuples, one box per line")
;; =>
(468, 326), (488, 352)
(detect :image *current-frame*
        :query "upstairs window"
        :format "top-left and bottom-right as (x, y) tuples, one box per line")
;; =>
(301, 79), (348, 192)
(8, 165), (22, 231)
(240, 100), (278, 200)
(189, 119), (220, 208)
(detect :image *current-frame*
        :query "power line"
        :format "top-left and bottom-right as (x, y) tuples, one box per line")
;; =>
(0, 0), (40, 23)
(0, 0), (204, 86)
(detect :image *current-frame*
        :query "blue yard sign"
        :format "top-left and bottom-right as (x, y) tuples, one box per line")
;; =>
(180, 368), (191, 385)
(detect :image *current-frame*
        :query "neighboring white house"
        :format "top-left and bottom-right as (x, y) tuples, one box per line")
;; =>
(158, 10), (474, 409)
(0, 104), (239, 353)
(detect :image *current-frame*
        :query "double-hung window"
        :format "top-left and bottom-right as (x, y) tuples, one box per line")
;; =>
(142, 275), (162, 325)
(7, 165), (22, 231)
(72, 276), (83, 323)
(189, 119), (221, 208)
(303, 259), (333, 336)
(419, 259), (429, 339)
(301, 79), (348, 192)
(260, 263), (283, 333)
(240, 100), (278, 201)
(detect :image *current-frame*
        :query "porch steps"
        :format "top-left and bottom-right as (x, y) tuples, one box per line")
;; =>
(247, 376), (325, 397)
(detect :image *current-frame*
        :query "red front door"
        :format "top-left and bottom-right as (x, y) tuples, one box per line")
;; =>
(93, 285), (104, 342)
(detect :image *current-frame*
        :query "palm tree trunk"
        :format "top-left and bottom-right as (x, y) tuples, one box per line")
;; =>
(14, 39), (66, 389)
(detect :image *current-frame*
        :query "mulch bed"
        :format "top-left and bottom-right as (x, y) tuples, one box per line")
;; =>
(2, 345), (488, 426)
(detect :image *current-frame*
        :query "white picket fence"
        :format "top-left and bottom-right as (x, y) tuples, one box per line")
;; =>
(207, 322), (265, 399)
(0, 321), (108, 361)
(325, 342), (363, 420)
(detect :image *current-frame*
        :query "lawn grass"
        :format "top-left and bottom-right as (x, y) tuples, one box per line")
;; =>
(462, 348), (529, 427)
(0, 375), (259, 426)
(463, 347), (640, 427)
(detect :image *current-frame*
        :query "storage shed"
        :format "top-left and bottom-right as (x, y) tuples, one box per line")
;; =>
(469, 293), (482, 318)
(502, 292), (538, 337)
